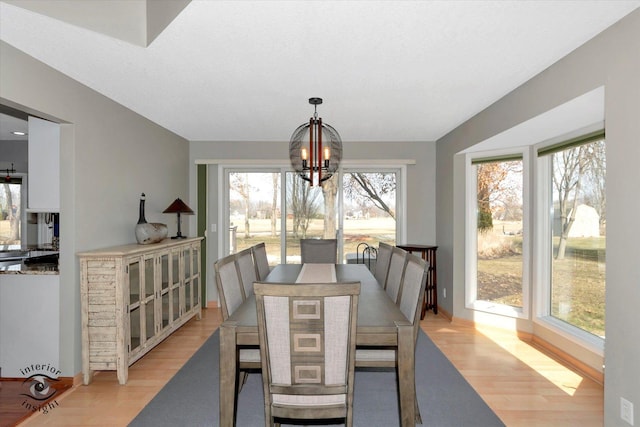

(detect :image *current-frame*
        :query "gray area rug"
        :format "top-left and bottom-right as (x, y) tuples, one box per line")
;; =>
(129, 330), (504, 426)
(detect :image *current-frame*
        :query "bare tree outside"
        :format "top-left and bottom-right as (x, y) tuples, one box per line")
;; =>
(344, 172), (396, 220)
(582, 140), (606, 228)
(321, 175), (338, 239)
(227, 172), (283, 264)
(0, 183), (20, 244)
(230, 173), (252, 238)
(553, 140), (606, 259)
(553, 146), (587, 260)
(475, 159), (524, 308)
(476, 161), (522, 233)
(549, 137), (606, 337)
(287, 173), (321, 238)
(226, 169), (397, 265)
(342, 172), (397, 254)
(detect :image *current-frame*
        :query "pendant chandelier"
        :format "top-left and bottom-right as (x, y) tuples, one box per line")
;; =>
(289, 97), (342, 186)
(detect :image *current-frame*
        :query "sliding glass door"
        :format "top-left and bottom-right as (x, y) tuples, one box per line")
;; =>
(284, 172), (338, 262)
(227, 170), (282, 263)
(342, 170), (397, 260)
(224, 166), (401, 264)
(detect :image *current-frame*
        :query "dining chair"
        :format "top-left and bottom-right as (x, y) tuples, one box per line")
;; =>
(300, 238), (338, 264)
(213, 254), (261, 390)
(373, 242), (393, 287)
(254, 281), (361, 427)
(214, 254), (246, 320)
(252, 242), (271, 281)
(384, 246), (408, 303)
(355, 253), (428, 423)
(236, 247), (258, 299)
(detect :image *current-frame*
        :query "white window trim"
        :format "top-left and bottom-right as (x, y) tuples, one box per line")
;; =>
(533, 144), (605, 354)
(465, 147), (530, 320)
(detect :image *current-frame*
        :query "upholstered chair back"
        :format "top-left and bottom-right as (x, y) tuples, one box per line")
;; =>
(300, 238), (338, 264)
(373, 242), (393, 287)
(254, 282), (360, 426)
(252, 242), (271, 281)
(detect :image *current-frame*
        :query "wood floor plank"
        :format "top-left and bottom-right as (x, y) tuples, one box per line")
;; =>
(421, 312), (603, 426)
(4, 307), (603, 426)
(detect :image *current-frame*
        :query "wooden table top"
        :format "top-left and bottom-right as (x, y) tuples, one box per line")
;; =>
(225, 264), (411, 343)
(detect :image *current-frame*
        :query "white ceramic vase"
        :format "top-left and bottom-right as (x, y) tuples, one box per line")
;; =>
(135, 193), (168, 244)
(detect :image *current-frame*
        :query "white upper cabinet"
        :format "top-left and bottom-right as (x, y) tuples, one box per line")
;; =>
(28, 116), (60, 212)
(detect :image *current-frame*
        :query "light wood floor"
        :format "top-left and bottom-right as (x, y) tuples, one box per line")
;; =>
(421, 314), (603, 426)
(12, 307), (603, 427)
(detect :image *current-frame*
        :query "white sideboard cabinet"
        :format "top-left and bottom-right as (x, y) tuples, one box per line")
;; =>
(78, 237), (203, 385)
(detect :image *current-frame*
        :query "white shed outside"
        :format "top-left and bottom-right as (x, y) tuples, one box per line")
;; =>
(568, 204), (600, 238)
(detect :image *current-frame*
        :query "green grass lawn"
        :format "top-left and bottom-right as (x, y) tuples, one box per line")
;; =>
(477, 231), (605, 337)
(230, 217), (395, 264)
(230, 217), (606, 338)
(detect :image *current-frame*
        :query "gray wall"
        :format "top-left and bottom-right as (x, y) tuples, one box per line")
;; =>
(1, 41), (190, 378)
(436, 10), (640, 426)
(190, 139), (436, 303)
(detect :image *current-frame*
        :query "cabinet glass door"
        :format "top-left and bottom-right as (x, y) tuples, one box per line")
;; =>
(160, 253), (170, 329)
(183, 247), (192, 312)
(129, 260), (140, 305)
(142, 256), (156, 343)
(171, 249), (181, 321)
(129, 306), (141, 352)
(128, 259), (141, 352)
(192, 246), (200, 307)
(144, 257), (155, 299)
(145, 298), (155, 342)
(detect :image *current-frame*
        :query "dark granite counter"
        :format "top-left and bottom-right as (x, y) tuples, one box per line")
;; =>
(0, 245), (59, 275)
(0, 259), (59, 274)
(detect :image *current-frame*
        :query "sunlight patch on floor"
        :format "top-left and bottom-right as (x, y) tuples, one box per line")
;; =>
(475, 325), (584, 396)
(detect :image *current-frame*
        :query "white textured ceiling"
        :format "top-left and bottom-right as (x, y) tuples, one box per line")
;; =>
(1, 1), (639, 143)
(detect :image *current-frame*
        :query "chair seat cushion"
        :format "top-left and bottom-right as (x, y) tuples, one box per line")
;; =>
(273, 393), (346, 406)
(239, 348), (261, 362)
(355, 349), (396, 362)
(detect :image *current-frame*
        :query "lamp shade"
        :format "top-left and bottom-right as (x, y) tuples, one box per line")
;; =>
(163, 198), (194, 239)
(163, 198), (194, 215)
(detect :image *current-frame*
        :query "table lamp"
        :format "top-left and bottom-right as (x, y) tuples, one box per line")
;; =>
(163, 198), (194, 239)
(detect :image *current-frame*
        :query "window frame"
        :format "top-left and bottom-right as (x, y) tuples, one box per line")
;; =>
(533, 134), (606, 354)
(465, 147), (531, 320)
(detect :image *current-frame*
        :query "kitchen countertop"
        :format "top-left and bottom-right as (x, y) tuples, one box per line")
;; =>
(0, 244), (57, 251)
(0, 245), (60, 275)
(0, 259), (59, 274)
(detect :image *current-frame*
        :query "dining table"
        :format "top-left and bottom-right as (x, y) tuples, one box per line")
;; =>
(219, 263), (417, 426)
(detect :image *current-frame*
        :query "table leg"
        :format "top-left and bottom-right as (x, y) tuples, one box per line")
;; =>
(419, 248), (438, 318)
(397, 323), (416, 426)
(431, 249), (438, 314)
(220, 322), (238, 427)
